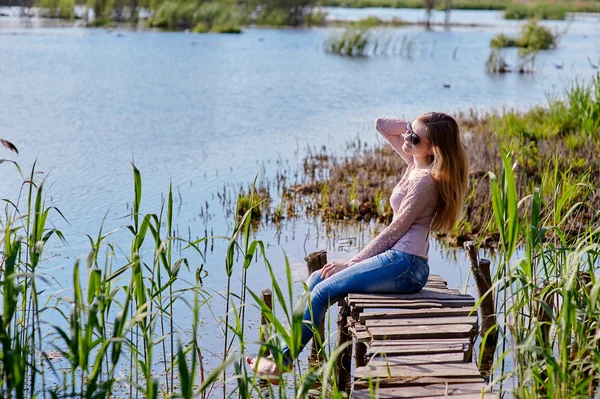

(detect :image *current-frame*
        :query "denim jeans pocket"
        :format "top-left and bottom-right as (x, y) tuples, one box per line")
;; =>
(393, 267), (423, 293)
(410, 258), (429, 288)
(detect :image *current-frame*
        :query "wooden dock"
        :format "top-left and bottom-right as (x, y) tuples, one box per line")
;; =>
(343, 274), (497, 398)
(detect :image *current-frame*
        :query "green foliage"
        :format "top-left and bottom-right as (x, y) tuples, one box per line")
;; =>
(491, 74), (600, 140)
(518, 18), (556, 53)
(504, 3), (567, 20)
(150, 0), (242, 31)
(490, 19), (557, 54)
(193, 21), (209, 32)
(36, 0), (75, 19)
(490, 33), (517, 49)
(304, 9), (328, 26)
(236, 188), (269, 222)
(322, 0), (507, 10)
(326, 27), (371, 56)
(488, 151), (600, 398)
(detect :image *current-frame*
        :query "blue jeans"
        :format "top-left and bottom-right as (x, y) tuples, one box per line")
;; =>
(279, 249), (429, 366)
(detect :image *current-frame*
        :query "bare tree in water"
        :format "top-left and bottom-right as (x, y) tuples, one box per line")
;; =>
(424, 0), (436, 29)
(445, 0), (452, 27)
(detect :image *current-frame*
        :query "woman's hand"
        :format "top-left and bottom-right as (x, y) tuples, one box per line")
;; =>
(321, 261), (352, 279)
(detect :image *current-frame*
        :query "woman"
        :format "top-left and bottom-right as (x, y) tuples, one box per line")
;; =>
(247, 112), (469, 383)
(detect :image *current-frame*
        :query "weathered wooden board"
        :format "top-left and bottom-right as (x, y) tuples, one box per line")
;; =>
(424, 283), (449, 290)
(367, 343), (468, 356)
(360, 307), (475, 322)
(352, 383), (491, 398)
(367, 352), (465, 366)
(354, 362), (482, 379)
(365, 316), (478, 328)
(348, 288), (467, 301)
(353, 303), (476, 312)
(368, 324), (476, 340)
(427, 274), (447, 284)
(349, 326), (371, 342)
(353, 390), (497, 398)
(352, 376), (486, 389)
(370, 338), (472, 347)
(353, 299), (476, 310)
(420, 395), (497, 399)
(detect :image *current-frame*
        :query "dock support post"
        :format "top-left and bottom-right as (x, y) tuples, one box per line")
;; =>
(305, 250), (328, 362)
(336, 298), (352, 392)
(464, 241), (497, 374)
(259, 289), (273, 356)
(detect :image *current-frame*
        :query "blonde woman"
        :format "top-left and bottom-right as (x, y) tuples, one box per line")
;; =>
(247, 112), (469, 383)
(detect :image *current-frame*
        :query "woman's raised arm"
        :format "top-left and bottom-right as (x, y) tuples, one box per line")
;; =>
(375, 118), (413, 165)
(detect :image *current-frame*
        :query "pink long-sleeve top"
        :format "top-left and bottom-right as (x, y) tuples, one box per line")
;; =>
(349, 118), (440, 263)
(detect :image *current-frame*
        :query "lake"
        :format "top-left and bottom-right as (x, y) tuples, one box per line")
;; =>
(1, 6), (599, 393)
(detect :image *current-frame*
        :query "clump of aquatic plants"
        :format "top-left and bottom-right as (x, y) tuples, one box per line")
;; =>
(0, 157), (355, 398)
(490, 19), (557, 55)
(484, 151), (600, 398)
(325, 27), (371, 56)
(486, 49), (536, 74)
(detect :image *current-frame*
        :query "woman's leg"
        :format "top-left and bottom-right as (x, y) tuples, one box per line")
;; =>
(279, 249), (428, 367)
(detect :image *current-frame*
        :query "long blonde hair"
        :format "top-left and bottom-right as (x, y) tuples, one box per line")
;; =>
(416, 112), (468, 234)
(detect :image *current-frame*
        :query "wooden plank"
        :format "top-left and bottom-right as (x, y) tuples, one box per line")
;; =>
(354, 390), (496, 398)
(417, 395), (497, 399)
(367, 343), (467, 356)
(427, 274), (447, 284)
(353, 376), (485, 389)
(360, 308), (475, 322)
(351, 297), (475, 306)
(371, 338), (471, 347)
(424, 283), (448, 289)
(366, 316), (478, 328)
(368, 324), (476, 340)
(354, 362), (482, 379)
(356, 302), (444, 309)
(367, 353), (464, 366)
(353, 299), (475, 309)
(348, 288), (467, 300)
(352, 383), (491, 398)
(349, 326), (371, 342)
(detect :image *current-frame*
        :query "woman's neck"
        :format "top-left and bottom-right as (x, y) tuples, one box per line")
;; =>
(413, 156), (432, 170)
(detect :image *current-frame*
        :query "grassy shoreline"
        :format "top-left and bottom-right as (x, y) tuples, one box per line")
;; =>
(321, 0), (600, 14)
(273, 74), (600, 249)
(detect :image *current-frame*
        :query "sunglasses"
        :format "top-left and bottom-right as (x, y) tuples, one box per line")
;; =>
(405, 121), (426, 146)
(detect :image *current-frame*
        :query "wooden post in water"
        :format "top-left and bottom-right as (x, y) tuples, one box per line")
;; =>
(464, 241), (497, 374)
(305, 250), (327, 362)
(260, 289), (273, 356)
(336, 298), (352, 392)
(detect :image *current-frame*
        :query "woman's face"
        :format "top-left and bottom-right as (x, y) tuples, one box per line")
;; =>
(402, 119), (432, 160)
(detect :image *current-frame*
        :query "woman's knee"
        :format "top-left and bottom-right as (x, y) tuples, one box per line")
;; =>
(306, 270), (323, 291)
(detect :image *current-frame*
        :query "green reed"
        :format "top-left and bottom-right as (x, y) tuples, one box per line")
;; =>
(1, 153), (362, 398)
(486, 150), (600, 398)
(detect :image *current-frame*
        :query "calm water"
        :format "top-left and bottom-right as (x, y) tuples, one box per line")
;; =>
(1, 8), (599, 392)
